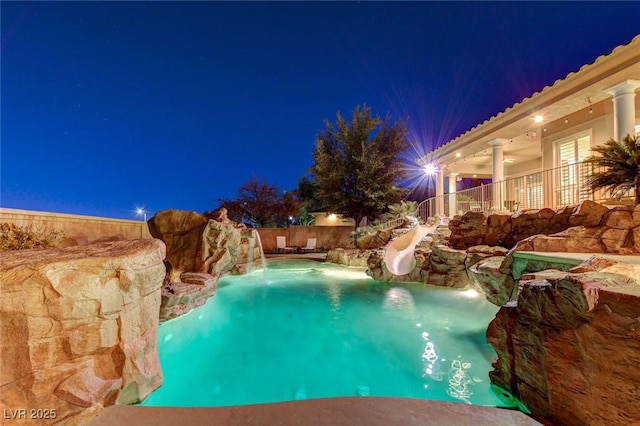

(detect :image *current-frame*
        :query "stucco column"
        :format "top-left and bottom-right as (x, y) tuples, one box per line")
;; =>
(436, 166), (444, 217)
(488, 139), (508, 210)
(604, 80), (640, 141)
(448, 172), (458, 218)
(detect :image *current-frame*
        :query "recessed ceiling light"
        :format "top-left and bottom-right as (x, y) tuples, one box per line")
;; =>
(534, 115), (543, 123)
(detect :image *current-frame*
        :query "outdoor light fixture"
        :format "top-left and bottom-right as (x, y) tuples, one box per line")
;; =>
(534, 115), (543, 123)
(136, 207), (147, 222)
(455, 152), (461, 158)
(423, 163), (437, 176)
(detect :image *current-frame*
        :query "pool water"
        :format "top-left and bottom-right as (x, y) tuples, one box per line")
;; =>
(141, 259), (506, 408)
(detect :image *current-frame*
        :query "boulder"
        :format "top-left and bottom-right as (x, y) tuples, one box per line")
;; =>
(487, 257), (640, 425)
(468, 256), (516, 306)
(326, 248), (375, 267)
(465, 245), (509, 269)
(568, 199), (608, 227)
(427, 245), (470, 288)
(160, 273), (218, 321)
(448, 211), (488, 249)
(356, 229), (392, 249)
(148, 209), (208, 283)
(202, 220), (243, 276)
(0, 240), (166, 424)
(449, 201), (639, 253)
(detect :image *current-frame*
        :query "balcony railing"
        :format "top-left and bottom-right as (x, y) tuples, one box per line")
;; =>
(415, 160), (631, 222)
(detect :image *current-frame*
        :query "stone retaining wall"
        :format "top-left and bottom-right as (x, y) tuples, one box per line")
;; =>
(449, 200), (640, 253)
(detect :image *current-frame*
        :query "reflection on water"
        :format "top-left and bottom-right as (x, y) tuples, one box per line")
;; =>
(447, 358), (483, 403)
(325, 280), (342, 313)
(421, 331), (443, 382)
(383, 287), (415, 311)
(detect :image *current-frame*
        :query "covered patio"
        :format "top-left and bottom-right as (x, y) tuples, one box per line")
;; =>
(416, 35), (640, 220)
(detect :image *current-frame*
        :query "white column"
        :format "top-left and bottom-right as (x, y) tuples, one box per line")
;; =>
(488, 139), (508, 210)
(604, 80), (640, 141)
(436, 166), (444, 217)
(448, 172), (458, 218)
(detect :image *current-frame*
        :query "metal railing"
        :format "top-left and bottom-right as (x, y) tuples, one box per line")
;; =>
(415, 160), (630, 222)
(354, 217), (407, 238)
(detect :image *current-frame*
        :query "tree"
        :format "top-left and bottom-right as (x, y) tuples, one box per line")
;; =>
(311, 104), (409, 229)
(217, 176), (301, 227)
(583, 134), (640, 204)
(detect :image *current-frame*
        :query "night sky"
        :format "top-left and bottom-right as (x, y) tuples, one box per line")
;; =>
(2, 2), (639, 220)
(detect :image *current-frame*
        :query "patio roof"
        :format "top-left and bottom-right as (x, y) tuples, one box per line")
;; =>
(418, 34), (640, 178)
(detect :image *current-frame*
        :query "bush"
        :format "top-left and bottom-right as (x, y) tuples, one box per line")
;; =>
(0, 223), (65, 251)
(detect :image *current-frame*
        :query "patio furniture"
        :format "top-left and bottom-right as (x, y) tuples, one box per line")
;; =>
(300, 238), (317, 253)
(276, 236), (295, 254)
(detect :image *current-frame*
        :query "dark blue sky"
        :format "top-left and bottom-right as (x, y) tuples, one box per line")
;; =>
(2, 2), (639, 219)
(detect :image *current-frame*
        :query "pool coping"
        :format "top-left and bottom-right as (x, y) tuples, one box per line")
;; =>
(82, 397), (544, 426)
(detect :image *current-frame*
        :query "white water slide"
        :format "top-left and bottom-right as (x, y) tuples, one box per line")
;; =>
(383, 219), (438, 276)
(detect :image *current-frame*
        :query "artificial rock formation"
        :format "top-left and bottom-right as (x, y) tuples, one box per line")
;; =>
(0, 239), (166, 424)
(201, 218), (243, 276)
(449, 200), (639, 252)
(326, 248), (375, 267)
(160, 272), (218, 321)
(149, 208), (253, 281)
(147, 209), (208, 283)
(356, 229), (392, 249)
(468, 256), (516, 306)
(487, 257), (640, 425)
(363, 243), (508, 287)
(149, 208), (259, 321)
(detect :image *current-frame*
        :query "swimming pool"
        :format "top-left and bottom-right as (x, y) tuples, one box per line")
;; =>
(141, 259), (507, 408)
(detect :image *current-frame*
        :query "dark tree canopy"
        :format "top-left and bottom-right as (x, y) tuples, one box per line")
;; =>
(311, 104), (409, 227)
(583, 134), (640, 204)
(217, 176), (300, 227)
(296, 175), (324, 212)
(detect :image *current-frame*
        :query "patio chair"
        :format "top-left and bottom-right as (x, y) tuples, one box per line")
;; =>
(301, 238), (317, 253)
(276, 236), (295, 254)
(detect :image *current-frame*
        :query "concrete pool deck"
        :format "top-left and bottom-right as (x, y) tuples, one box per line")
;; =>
(84, 397), (543, 425)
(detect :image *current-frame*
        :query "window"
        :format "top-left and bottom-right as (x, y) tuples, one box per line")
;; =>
(556, 134), (592, 206)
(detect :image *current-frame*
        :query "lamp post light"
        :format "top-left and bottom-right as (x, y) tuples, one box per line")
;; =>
(136, 207), (147, 239)
(136, 207), (147, 222)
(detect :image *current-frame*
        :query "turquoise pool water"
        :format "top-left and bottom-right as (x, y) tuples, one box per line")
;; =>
(141, 259), (505, 408)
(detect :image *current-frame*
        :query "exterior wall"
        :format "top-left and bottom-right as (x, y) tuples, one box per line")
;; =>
(310, 212), (356, 227)
(0, 208), (152, 246)
(257, 226), (353, 252)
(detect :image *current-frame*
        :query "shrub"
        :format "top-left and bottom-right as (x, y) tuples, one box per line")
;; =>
(0, 223), (65, 251)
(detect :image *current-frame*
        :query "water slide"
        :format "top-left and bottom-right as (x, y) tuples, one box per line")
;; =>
(384, 219), (438, 276)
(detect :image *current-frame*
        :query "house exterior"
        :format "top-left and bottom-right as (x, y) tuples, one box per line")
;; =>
(417, 35), (640, 220)
(309, 211), (357, 227)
